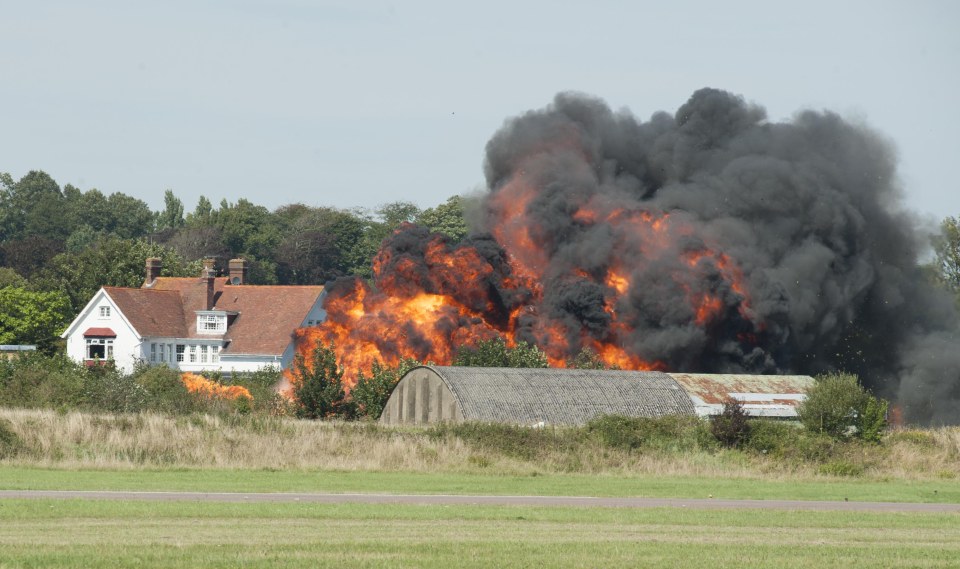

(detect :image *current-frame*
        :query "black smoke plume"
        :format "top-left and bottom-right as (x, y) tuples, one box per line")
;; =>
(477, 88), (959, 425)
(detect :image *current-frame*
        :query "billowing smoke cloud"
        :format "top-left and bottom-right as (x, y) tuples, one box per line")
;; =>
(301, 88), (959, 425)
(479, 88), (959, 424)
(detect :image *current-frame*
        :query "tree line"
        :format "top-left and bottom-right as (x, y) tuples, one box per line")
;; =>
(0, 170), (468, 350)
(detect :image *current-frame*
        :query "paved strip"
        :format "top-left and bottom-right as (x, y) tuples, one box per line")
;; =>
(1, 490), (958, 512)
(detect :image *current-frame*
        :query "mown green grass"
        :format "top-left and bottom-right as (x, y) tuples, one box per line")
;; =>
(1, 466), (958, 503)
(0, 499), (957, 568)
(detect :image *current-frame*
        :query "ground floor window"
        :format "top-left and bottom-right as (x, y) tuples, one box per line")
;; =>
(200, 345), (209, 363)
(86, 338), (114, 360)
(211, 345), (219, 363)
(176, 344), (185, 362)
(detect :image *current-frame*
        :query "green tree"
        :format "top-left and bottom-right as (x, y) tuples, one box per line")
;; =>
(416, 195), (469, 242)
(274, 205), (366, 283)
(105, 193), (154, 239)
(156, 190), (185, 231)
(351, 358), (420, 420)
(454, 337), (548, 368)
(31, 237), (199, 314)
(290, 343), (354, 419)
(932, 216), (960, 300)
(797, 372), (887, 440)
(185, 196), (214, 227)
(0, 287), (71, 352)
(0, 170), (66, 241)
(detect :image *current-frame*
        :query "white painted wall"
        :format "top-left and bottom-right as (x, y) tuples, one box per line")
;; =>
(62, 290), (142, 374)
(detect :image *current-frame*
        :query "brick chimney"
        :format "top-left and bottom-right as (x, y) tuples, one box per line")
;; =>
(144, 257), (162, 287)
(228, 258), (248, 285)
(202, 258), (216, 310)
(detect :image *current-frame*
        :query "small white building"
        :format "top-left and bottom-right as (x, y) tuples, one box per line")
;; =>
(61, 258), (326, 375)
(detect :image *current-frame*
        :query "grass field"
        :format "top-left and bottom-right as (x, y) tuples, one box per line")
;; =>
(0, 499), (957, 568)
(1, 466), (959, 503)
(3, 409), (960, 567)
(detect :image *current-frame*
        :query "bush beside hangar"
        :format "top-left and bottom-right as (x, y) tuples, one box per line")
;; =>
(378, 366), (813, 426)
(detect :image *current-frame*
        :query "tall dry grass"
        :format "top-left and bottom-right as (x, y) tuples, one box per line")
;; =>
(1, 407), (958, 480)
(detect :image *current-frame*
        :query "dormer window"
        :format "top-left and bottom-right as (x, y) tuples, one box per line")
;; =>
(99, 306), (111, 318)
(196, 311), (227, 334)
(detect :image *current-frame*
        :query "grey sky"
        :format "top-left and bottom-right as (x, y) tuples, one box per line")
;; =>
(2, 0), (957, 223)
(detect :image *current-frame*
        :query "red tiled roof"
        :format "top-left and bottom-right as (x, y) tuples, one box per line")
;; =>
(83, 327), (117, 337)
(104, 278), (323, 356)
(216, 285), (324, 355)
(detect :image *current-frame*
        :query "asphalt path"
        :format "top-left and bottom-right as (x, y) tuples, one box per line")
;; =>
(1, 490), (958, 512)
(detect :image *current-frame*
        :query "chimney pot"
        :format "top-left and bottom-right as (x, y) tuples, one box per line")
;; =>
(228, 258), (248, 285)
(202, 258), (216, 310)
(144, 257), (162, 287)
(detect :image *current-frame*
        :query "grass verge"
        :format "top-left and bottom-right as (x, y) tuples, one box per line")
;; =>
(0, 499), (957, 569)
(1, 467), (958, 503)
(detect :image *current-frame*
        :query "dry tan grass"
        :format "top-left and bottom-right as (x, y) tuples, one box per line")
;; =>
(2, 408), (959, 480)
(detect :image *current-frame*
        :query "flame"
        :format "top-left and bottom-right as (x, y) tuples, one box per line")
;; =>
(288, 140), (762, 388)
(181, 373), (252, 400)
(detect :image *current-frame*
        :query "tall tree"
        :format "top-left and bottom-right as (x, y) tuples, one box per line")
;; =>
(156, 190), (185, 231)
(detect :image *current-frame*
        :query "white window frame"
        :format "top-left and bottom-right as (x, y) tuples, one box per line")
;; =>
(85, 338), (114, 360)
(197, 313), (227, 334)
(189, 345), (197, 363)
(200, 345), (209, 363)
(211, 345), (220, 363)
(176, 344), (185, 363)
(150, 343), (157, 362)
(98, 306), (111, 319)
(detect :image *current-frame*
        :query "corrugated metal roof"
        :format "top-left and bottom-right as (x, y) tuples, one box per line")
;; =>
(427, 366), (696, 425)
(668, 373), (813, 418)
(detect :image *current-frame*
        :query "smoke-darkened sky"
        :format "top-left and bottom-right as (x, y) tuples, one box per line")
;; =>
(2, 1), (958, 222)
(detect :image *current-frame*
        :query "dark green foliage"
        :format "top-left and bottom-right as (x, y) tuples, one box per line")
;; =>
(797, 372), (888, 441)
(454, 337), (548, 368)
(290, 343), (354, 419)
(352, 359), (420, 420)
(30, 236), (199, 314)
(710, 399), (751, 448)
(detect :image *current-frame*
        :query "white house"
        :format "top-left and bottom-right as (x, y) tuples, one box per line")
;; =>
(61, 258), (326, 375)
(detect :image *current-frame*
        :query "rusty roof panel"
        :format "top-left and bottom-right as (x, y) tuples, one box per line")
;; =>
(667, 373), (813, 418)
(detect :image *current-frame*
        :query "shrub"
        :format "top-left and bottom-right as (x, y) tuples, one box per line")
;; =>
(83, 366), (148, 413)
(585, 414), (710, 452)
(351, 358), (420, 420)
(132, 364), (204, 415)
(745, 419), (837, 464)
(0, 352), (86, 409)
(797, 372), (888, 441)
(710, 399), (751, 448)
(290, 343), (354, 419)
